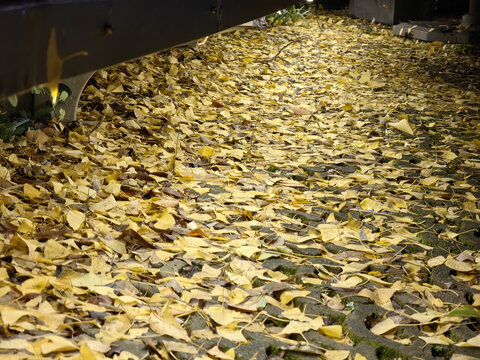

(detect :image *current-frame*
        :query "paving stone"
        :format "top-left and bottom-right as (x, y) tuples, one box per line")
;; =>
(323, 243), (347, 254)
(185, 312), (209, 334)
(263, 304), (284, 318)
(277, 209), (329, 224)
(458, 220), (480, 249)
(392, 292), (420, 308)
(262, 258), (297, 273)
(236, 342), (268, 360)
(352, 343), (378, 360)
(309, 258), (345, 274)
(240, 331), (291, 360)
(302, 329), (354, 351)
(345, 304), (433, 360)
(111, 340), (148, 359)
(131, 280), (159, 297)
(285, 242), (323, 256)
(158, 258), (188, 278)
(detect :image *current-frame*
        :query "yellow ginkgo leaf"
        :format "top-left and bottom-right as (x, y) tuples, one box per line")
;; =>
(370, 318), (397, 335)
(217, 327), (248, 342)
(40, 335), (78, 355)
(66, 210), (85, 231)
(198, 146), (215, 158)
(456, 334), (480, 347)
(324, 350), (350, 360)
(23, 183), (41, 199)
(289, 104), (312, 115)
(280, 290), (310, 305)
(44, 239), (69, 259)
(389, 119), (414, 135)
(358, 70), (371, 83)
(444, 258), (474, 272)
(91, 194), (117, 213)
(153, 209), (176, 230)
(319, 325), (343, 338)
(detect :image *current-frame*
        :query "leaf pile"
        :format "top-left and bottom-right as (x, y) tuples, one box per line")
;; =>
(0, 11), (480, 360)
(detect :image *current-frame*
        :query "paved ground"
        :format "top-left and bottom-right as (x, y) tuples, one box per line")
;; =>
(79, 10), (480, 360)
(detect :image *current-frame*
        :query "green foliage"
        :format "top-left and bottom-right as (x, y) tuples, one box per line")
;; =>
(267, 5), (311, 25)
(0, 84), (71, 143)
(267, 345), (282, 356)
(345, 301), (356, 312)
(376, 345), (408, 360)
(0, 111), (33, 143)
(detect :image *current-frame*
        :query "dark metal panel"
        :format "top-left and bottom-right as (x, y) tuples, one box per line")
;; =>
(219, 0), (302, 29)
(0, 0), (301, 99)
(349, 0), (433, 25)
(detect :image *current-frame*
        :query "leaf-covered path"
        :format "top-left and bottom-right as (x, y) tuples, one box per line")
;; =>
(1, 11), (480, 360)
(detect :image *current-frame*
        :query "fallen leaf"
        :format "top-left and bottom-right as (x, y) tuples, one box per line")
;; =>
(389, 119), (414, 135)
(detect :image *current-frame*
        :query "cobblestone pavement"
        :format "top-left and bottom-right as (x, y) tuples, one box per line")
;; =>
(76, 10), (480, 360)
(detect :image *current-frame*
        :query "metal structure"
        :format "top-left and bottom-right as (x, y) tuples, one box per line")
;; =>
(350, 0), (479, 44)
(0, 0), (301, 100)
(349, 0), (434, 26)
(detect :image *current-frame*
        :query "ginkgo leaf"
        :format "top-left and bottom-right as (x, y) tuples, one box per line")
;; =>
(319, 325), (342, 338)
(163, 341), (197, 354)
(280, 290), (310, 305)
(44, 239), (69, 259)
(198, 146), (215, 158)
(153, 209), (176, 230)
(355, 354), (368, 360)
(457, 334), (480, 347)
(324, 350), (350, 360)
(419, 335), (454, 345)
(20, 276), (49, 294)
(77, 342), (102, 360)
(0, 338), (34, 354)
(91, 194), (117, 212)
(370, 318), (397, 335)
(389, 119), (414, 135)
(358, 70), (371, 83)
(207, 345), (235, 360)
(217, 327), (248, 342)
(427, 256), (446, 267)
(71, 272), (113, 288)
(289, 104), (312, 115)
(149, 310), (189, 342)
(66, 210), (85, 230)
(281, 320), (315, 335)
(444, 258), (474, 272)
(204, 306), (251, 326)
(23, 183), (41, 199)
(40, 335), (78, 355)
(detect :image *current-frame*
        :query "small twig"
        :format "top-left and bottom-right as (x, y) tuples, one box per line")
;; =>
(253, 40), (297, 63)
(88, 116), (105, 137)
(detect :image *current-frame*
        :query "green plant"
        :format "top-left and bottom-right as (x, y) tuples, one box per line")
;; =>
(376, 345), (407, 360)
(447, 331), (462, 343)
(345, 301), (356, 312)
(0, 110), (35, 143)
(0, 84), (71, 143)
(267, 345), (282, 356)
(267, 5), (311, 25)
